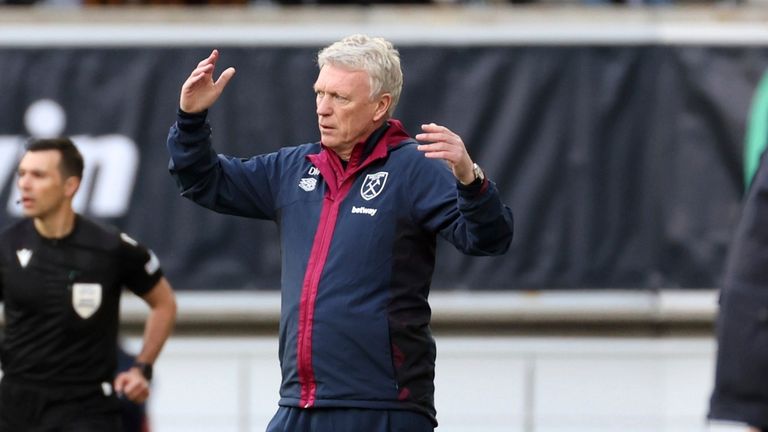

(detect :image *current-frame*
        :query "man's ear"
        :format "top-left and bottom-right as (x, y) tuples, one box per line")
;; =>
(373, 93), (392, 122)
(64, 176), (81, 199)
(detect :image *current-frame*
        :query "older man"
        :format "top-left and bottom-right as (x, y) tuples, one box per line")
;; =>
(167, 34), (514, 432)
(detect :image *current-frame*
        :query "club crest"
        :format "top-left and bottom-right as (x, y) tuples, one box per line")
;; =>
(361, 172), (389, 201)
(72, 283), (102, 319)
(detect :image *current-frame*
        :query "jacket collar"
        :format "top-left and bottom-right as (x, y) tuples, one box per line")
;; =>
(308, 120), (411, 195)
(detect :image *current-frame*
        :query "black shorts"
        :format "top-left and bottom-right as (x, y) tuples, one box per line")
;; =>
(266, 406), (434, 432)
(0, 378), (122, 432)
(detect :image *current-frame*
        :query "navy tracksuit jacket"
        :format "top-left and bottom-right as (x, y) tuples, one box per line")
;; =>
(167, 111), (514, 426)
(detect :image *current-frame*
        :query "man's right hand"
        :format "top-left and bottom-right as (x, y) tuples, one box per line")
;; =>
(179, 49), (236, 114)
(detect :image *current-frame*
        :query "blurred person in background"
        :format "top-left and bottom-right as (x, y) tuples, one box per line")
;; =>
(166, 34), (513, 431)
(708, 71), (768, 432)
(272, 0), (433, 4)
(0, 138), (177, 432)
(708, 154), (768, 432)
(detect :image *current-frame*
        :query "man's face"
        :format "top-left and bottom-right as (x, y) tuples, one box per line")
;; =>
(314, 64), (388, 156)
(17, 150), (72, 219)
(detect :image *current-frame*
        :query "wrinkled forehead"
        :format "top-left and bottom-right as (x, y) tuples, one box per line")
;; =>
(315, 64), (371, 91)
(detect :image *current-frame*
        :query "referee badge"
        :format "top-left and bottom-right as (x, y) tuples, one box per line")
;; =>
(72, 283), (102, 319)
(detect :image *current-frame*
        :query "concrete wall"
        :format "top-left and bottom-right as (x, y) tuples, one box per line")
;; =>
(130, 335), (723, 432)
(109, 290), (732, 431)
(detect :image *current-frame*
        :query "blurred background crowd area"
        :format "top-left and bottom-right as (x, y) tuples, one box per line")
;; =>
(0, 0), (732, 10)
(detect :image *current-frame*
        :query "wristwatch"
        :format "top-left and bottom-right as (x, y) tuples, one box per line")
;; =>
(132, 361), (153, 381)
(472, 162), (485, 183)
(461, 162), (485, 186)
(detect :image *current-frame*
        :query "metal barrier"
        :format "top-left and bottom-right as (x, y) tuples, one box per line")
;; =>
(118, 289), (718, 336)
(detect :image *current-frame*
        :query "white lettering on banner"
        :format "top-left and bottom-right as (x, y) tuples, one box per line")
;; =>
(0, 137), (23, 203)
(1, 100), (139, 218)
(351, 206), (378, 216)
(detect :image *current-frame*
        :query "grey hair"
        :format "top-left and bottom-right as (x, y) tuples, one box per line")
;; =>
(317, 34), (403, 117)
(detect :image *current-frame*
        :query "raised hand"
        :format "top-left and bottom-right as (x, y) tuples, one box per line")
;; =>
(180, 49), (236, 114)
(415, 123), (476, 185)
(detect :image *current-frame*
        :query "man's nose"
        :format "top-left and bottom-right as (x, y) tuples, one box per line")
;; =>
(316, 96), (332, 116)
(17, 174), (30, 190)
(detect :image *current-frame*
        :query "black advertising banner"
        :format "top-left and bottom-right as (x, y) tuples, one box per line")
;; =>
(0, 45), (763, 291)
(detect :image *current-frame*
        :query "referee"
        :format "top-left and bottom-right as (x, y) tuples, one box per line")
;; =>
(0, 138), (177, 431)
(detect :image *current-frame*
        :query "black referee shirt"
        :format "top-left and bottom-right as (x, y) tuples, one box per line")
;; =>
(0, 215), (162, 385)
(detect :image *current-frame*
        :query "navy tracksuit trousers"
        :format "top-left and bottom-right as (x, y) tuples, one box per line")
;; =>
(266, 407), (434, 432)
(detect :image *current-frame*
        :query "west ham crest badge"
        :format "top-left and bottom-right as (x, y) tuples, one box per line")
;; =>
(360, 172), (388, 201)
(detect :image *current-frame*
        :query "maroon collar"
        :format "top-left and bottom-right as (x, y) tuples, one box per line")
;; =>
(308, 120), (411, 195)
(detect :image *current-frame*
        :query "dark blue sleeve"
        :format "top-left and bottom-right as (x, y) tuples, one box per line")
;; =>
(448, 178), (514, 255)
(166, 110), (278, 220)
(410, 152), (514, 256)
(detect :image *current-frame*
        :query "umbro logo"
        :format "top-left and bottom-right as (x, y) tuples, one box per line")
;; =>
(299, 178), (317, 192)
(16, 248), (32, 268)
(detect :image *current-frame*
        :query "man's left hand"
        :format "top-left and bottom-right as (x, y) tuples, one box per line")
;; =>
(416, 123), (476, 185)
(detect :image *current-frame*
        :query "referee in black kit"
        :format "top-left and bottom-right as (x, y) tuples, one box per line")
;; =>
(0, 138), (177, 431)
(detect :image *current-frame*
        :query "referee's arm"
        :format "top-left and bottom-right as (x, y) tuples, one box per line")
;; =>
(135, 277), (177, 367)
(115, 277), (177, 402)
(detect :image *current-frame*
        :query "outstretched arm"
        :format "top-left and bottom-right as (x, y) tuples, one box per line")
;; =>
(113, 277), (177, 403)
(180, 49), (236, 114)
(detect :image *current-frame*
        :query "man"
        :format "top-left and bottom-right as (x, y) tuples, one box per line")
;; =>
(167, 34), (513, 431)
(0, 138), (177, 431)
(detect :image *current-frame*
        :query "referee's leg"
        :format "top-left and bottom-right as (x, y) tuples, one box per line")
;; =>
(60, 413), (123, 432)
